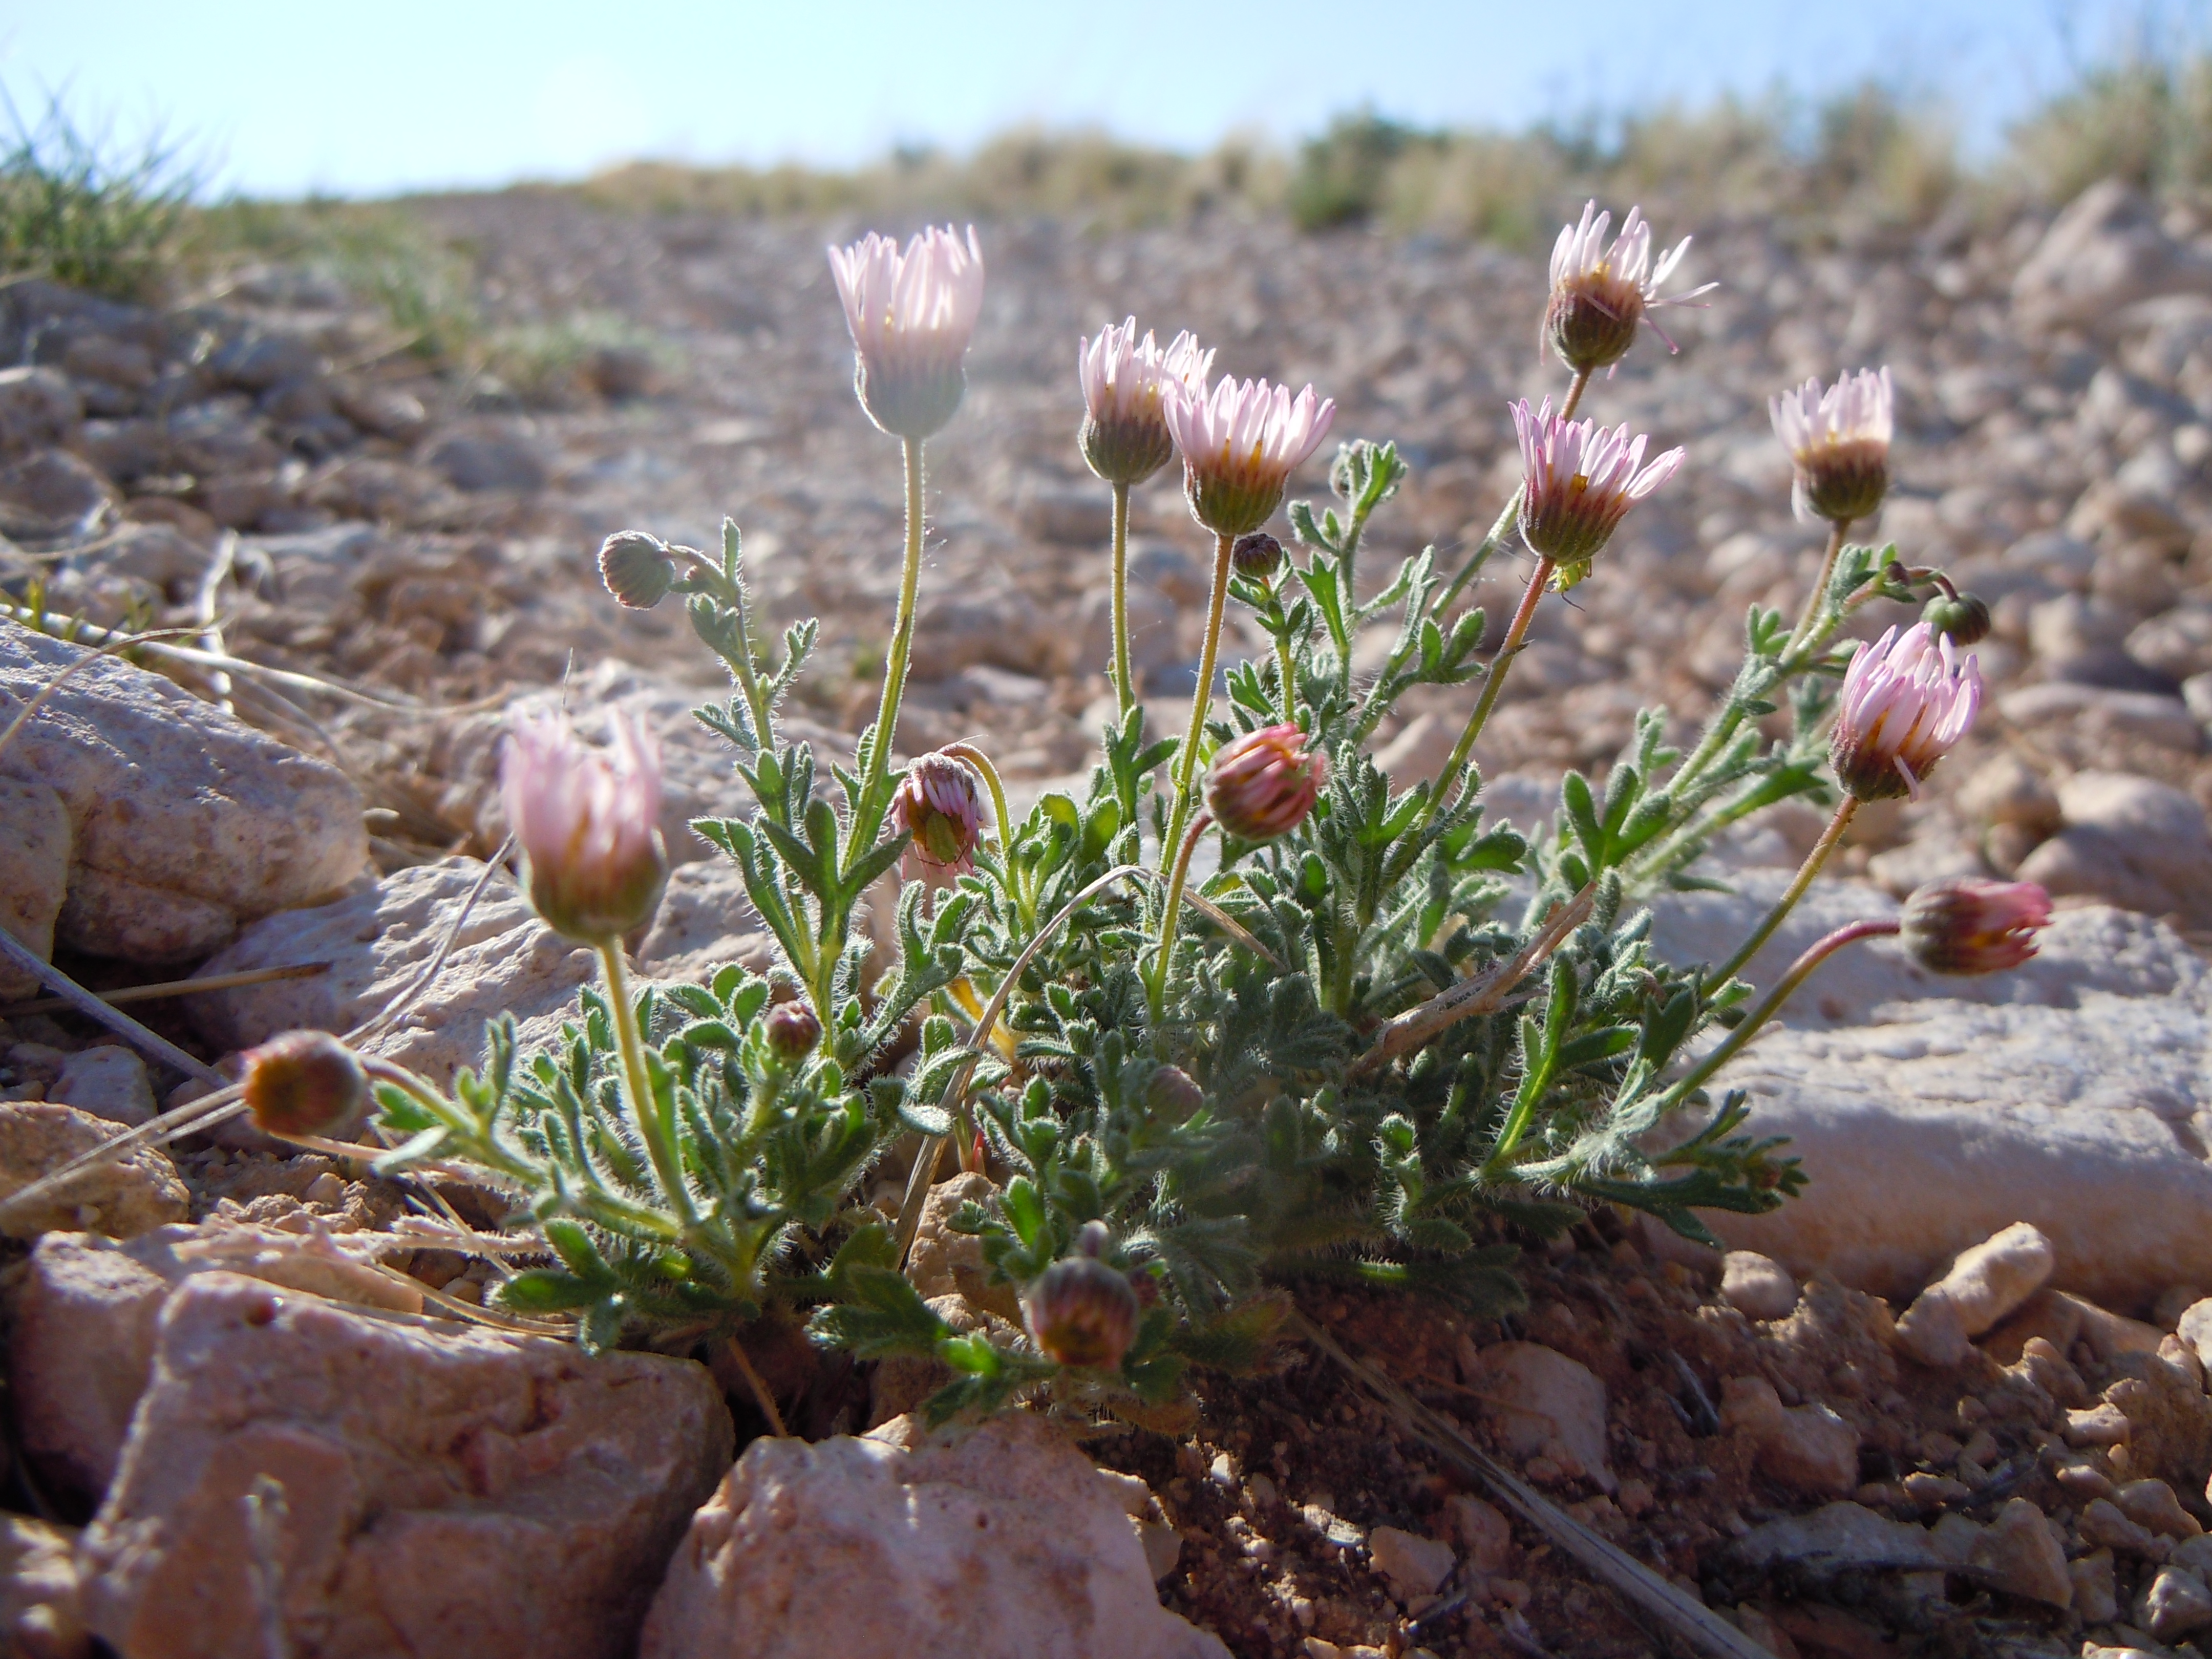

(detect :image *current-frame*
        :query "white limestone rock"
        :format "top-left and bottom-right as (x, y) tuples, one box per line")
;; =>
(0, 619), (368, 963)
(641, 1411), (1230, 1659)
(1647, 871), (2212, 1309)
(185, 857), (595, 1086)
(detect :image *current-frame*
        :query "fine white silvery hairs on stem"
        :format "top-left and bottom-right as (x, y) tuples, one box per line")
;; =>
(1079, 316), (1215, 712)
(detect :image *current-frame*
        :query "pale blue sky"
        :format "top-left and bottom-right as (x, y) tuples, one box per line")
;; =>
(0, 1), (2182, 199)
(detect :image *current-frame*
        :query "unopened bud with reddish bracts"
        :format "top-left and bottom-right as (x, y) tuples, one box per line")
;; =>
(893, 751), (985, 878)
(1230, 531), (1283, 581)
(241, 1031), (371, 1139)
(1024, 1231), (1140, 1371)
(763, 1001), (822, 1061)
(502, 708), (669, 943)
(598, 530), (678, 610)
(1146, 1064), (1205, 1121)
(1205, 723), (1326, 842)
(1901, 879), (2052, 975)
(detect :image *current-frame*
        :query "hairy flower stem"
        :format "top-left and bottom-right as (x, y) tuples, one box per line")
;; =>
(1148, 812), (1213, 1017)
(597, 939), (697, 1227)
(1557, 366), (1592, 423)
(678, 528), (774, 743)
(1274, 627), (1299, 722)
(1418, 557), (1555, 832)
(1783, 518), (1851, 658)
(1661, 919), (1899, 1111)
(1161, 530), (1235, 897)
(1110, 480), (1136, 717)
(1712, 796), (1860, 988)
(870, 435), (928, 779)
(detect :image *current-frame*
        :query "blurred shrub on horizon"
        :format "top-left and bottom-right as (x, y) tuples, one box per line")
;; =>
(10, 36), (2212, 320)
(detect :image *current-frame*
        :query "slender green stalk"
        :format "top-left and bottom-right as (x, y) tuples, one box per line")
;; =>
(1412, 366), (1586, 825)
(1711, 796), (1859, 988)
(1783, 517), (1850, 658)
(597, 940), (697, 1226)
(1660, 919), (1898, 1112)
(1110, 479), (1135, 717)
(1424, 491), (1520, 637)
(1160, 530), (1235, 894)
(1416, 556), (1554, 833)
(678, 528), (774, 743)
(1353, 488), (1522, 746)
(1148, 811), (1212, 1015)
(1273, 626), (1299, 723)
(870, 435), (928, 776)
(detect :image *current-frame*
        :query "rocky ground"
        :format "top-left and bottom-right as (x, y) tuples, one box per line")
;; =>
(6, 174), (2212, 1655)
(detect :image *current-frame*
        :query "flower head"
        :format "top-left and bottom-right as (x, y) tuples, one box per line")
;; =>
(1771, 367), (1894, 524)
(827, 225), (986, 440)
(1545, 201), (1713, 374)
(1163, 376), (1335, 538)
(1024, 1247), (1140, 1371)
(502, 708), (668, 942)
(1900, 879), (2052, 975)
(1206, 723), (1327, 842)
(241, 1031), (370, 1139)
(893, 751), (985, 879)
(1078, 317), (1214, 486)
(1830, 622), (1982, 801)
(1512, 397), (1684, 566)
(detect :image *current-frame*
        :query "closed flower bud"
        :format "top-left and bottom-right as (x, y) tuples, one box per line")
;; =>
(1146, 1064), (1205, 1121)
(1231, 531), (1283, 581)
(1205, 723), (1326, 841)
(1024, 1252), (1140, 1370)
(502, 708), (670, 942)
(1900, 879), (2052, 974)
(827, 226), (986, 440)
(1830, 622), (1982, 802)
(763, 1001), (822, 1061)
(241, 1030), (370, 1139)
(893, 752), (985, 877)
(598, 530), (678, 610)
(1923, 589), (1992, 646)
